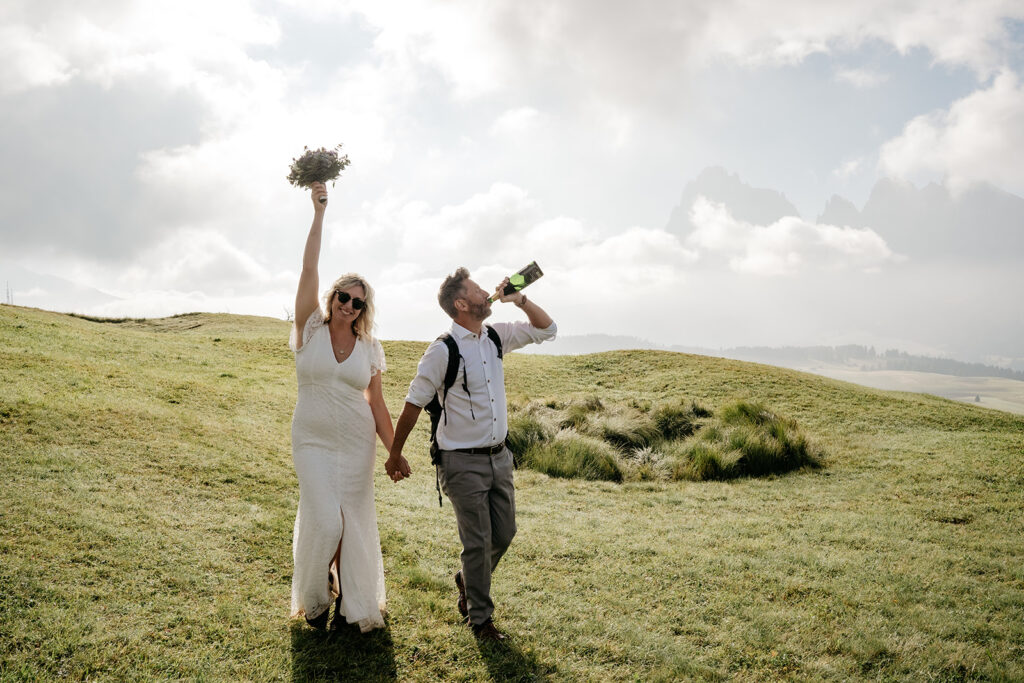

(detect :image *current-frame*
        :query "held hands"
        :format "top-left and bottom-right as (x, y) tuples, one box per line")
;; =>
(310, 182), (328, 211)
(384, 453), (411, 482)
(493, 278), (526, 306)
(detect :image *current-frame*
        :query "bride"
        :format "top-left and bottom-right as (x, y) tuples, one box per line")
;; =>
(288, 181), (394, 632)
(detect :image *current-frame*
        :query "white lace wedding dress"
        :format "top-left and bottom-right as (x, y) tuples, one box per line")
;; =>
(289, 309), (387, 632)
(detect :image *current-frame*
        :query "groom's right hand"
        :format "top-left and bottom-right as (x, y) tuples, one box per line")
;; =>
(385, 453), (411, 482)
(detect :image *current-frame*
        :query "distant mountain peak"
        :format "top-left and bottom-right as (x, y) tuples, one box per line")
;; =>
(668, 169), (1024, 262)
(666, 166), (801, 235)
(693, 166), (739, 183)
(816, 194), (861, 226)
(817, 178), (1024, 261)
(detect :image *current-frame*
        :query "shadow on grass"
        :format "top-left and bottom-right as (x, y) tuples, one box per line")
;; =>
(290, 620), (397, 682)
(476, 632), (557, 681)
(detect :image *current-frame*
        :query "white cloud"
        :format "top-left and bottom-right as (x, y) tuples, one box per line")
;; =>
(832, 157), (864, 179)
(25, 229), (287, 303)
(80, 290), (292, 320)
(686, 196), (898, 275)
(9, 0), (1016, 120)
(0, 24), (75, 93)
(0, 1), (295, 247)
(342, 183), (540, 273)
(341, 0), (705, 115)
(336, 183), (698, 338)
(699, 0), (1022, 75)
(572, 227), (699, 282)
(116, 53), (416, 274)
(0, 1), (280, 102)
(879, 69), (1024, 194)
(110, 230), (290, 294)
(22, 228), (298, 319)
(344, 0), (514, 101)
(835, 67), (889, 88)
(340, 0), (1024, 116)
(346, 182), (696, 279)
(489, 107), (541, 136)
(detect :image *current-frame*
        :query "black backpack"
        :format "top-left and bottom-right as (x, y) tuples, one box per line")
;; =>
(424, 325), (503, 505)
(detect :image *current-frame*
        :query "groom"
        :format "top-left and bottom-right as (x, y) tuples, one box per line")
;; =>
(385, 267), (556, 640)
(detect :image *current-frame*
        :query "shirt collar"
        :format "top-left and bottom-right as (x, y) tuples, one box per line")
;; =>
(450, 321), (484, 339)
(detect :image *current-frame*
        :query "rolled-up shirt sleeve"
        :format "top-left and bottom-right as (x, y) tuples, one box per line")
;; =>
(494, 320), (557, 354)
(404, 339), (448, 407)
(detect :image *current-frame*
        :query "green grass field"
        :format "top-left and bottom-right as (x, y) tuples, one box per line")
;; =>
(2, 304), (1022, 681)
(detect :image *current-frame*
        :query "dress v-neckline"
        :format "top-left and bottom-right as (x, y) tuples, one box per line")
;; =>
(327, 327), (359, 366)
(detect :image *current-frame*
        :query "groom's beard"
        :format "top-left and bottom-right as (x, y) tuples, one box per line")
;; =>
(468, 300), (492, 320)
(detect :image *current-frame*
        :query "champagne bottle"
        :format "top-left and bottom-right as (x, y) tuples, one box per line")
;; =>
(488, 261), (544, 302)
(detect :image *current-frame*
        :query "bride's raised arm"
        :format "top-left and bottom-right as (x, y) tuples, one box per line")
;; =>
(294, 182), (328, 346)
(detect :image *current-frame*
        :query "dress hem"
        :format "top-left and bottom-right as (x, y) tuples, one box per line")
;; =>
(290, 601), (388, 633)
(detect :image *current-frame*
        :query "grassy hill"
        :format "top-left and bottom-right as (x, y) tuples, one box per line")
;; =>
(1, 304), (1022, 681)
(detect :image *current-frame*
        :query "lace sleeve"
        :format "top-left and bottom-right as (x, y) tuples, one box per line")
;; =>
(369, 338), (387, 377)
(289, 308), (325, 352)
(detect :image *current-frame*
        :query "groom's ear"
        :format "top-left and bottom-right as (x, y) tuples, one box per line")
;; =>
(454, 298), (467, 312)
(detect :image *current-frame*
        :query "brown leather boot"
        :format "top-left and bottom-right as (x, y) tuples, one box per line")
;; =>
(454, 570), (468, 621)
(471, 619), (507, 641)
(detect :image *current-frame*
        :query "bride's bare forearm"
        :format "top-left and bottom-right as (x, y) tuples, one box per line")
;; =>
(294, 212), (324, 323)
(301, 213), (324, 273)
(374, 407), (395, 452)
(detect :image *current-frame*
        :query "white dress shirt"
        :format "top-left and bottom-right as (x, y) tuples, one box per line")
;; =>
(405, 320), (557, 450)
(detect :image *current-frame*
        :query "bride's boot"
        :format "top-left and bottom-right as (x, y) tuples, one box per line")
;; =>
(330, 595), (345, 631)
(305, 606), (329, 630)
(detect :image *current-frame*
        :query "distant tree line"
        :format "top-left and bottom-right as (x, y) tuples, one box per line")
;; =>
(724, 345), (1024, 381)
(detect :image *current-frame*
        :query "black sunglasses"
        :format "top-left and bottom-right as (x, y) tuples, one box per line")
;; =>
(335, 291), (366, 310)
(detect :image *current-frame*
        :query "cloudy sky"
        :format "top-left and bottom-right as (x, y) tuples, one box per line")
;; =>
(2, 1), (1023, 364)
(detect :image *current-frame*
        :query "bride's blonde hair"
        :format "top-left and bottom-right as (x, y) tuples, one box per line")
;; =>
(322, 273), (376, 339)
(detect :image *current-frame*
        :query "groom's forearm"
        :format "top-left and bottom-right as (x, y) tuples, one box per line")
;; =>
(389, 402), (422, 457)
(518, 296), (553, 329)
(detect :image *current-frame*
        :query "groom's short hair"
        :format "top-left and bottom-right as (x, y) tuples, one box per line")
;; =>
(438, 267), (471, 319)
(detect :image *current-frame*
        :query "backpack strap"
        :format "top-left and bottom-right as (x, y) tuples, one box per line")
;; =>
(457, 327), (500, 421)
(485, 324), (503, 360)
(430, 333), (460, 507)
(439, 334), (460, 423)
(483, 325), (514, 466)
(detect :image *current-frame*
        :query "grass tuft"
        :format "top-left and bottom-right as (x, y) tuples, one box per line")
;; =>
(652, 402), (698, 440)
(558, 404), (591, 430)
(671, 442), (728, 481)
(689, 400), (713, 418)
(511, 396), (818, 483)
(521, 430), (623, 482)
(592, 412), (661, 452)
(669, 401), (822, 480)
(721, 400), (778, 427)
(621, 445), (668, 481)
(556, 396), (604, 430)
(506, 411), (554, 457)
